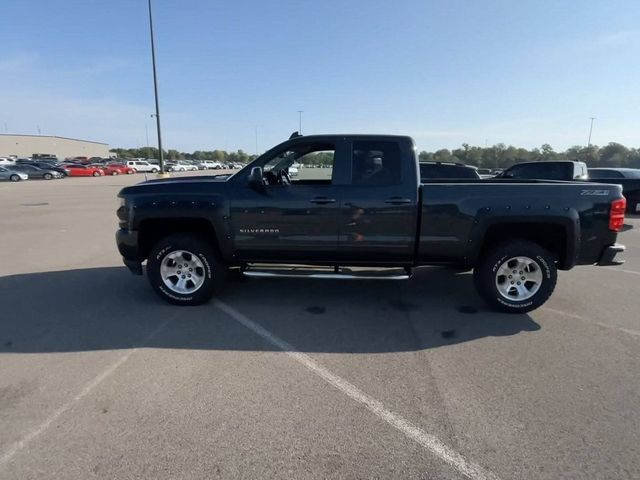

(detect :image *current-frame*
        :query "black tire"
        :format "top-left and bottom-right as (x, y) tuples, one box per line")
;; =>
(151, 168), (159, 173)
(147, 233), (226, 305)
(111, 171), (119, 176)
(9, 174), (20, 182)
(92, 171), (100, 177)
(44, 173), (53, 180)
(473, 240), (557, 313)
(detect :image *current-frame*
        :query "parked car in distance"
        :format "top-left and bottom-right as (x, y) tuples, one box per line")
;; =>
(88, 163), (130, 176)
(68, 156), (90, 164)
(32, 153), (58, 160)
(64, 164), (105, 177)
(197, 160), (221, 170)
(167, 161), (198, 172)
(126, 160), (159, 173)
(588, 168), (640, 213)
(6, 164), (62, 180)
(497, 161), (588, 181)
(0, 166), (28, 181)
(105, 163), (136, 175)
(0, 157), (17, 166)
(420, 162), (481, 180)
(23, 161), (70, 177)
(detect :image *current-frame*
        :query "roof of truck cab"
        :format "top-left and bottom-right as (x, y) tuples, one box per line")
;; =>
(289, 134), (413, 140)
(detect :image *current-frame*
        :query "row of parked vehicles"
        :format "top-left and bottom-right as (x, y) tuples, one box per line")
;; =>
(0, 156), (244, 182)
(0, 157), (135, 181)
(420, 160), (640, 213)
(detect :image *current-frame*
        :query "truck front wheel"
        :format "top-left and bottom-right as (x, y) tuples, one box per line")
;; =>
(473, 240), (557, 313)
(147, 234), (224, 305)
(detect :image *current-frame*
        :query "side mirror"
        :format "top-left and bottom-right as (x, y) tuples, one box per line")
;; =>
(248, 166), (263, 188)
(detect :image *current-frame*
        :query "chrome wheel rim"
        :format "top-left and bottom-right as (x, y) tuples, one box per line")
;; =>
(495, 256), (543, 301)
(160, 250), (206, 294)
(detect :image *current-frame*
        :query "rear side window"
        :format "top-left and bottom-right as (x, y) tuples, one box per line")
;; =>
(352, 141), (402, 186)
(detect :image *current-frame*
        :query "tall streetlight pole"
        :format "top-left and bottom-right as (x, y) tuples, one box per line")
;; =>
(297, 110), (303, 134)
(255, 126), (259, 156)
(148, 0), (165, 175)
(588, 117), (596, 147)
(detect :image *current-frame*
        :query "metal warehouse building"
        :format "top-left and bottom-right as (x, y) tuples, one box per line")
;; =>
(0, 134), (110, 159)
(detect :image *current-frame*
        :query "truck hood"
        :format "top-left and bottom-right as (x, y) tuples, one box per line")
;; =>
(119, 174), (231, 197)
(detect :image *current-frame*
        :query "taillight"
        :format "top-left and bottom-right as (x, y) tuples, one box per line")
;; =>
(609, 197), (626, 232)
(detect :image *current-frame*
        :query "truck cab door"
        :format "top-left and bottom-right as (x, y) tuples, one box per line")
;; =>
(337, 139), (419, 264)
(231, 139), (345, 262)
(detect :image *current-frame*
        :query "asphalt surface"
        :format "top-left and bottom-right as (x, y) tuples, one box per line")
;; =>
(0, 172), (639, 480)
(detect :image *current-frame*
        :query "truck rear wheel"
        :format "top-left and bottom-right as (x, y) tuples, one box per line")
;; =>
(147, 234), (225, 305)
(474, 240), (557, 313)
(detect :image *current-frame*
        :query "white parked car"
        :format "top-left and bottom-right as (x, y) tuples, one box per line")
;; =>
(0, 157), (16, 166)
(126, 160), (159, 173)
(198, 160), (222, 170)
(167, 161), (198, 172)
(289, 163), (300, 177)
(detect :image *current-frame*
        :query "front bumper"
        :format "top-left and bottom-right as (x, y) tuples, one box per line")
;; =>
(116, 229), (143, 275)
(597, 244), (626, 266)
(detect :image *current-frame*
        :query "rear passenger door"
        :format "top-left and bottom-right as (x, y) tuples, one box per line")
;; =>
(337, 140), (419, 264)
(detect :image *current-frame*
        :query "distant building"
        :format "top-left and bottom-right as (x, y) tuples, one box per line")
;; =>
(0, 134), (110, 159)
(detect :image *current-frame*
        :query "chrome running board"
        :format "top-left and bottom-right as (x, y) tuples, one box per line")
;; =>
(242, 266), (411, 281)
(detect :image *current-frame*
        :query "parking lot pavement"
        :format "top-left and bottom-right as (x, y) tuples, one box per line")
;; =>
(0, 175), (639, 479)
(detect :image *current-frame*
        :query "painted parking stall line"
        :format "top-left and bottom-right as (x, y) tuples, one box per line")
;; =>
(542, 307), (640, 337)
(0, 316), (175, 469)
(214, 299), (501, 480)
(604, 266), (640, 276)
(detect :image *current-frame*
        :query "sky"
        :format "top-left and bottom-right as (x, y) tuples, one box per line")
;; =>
(1, 0), (639, 153)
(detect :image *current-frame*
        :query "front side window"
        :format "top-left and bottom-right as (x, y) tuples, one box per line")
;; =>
(351, 141), (402, 186)
(262, 142), (335, 185)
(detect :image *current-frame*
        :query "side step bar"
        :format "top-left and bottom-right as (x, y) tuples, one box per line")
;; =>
(242, 266), (412, 281)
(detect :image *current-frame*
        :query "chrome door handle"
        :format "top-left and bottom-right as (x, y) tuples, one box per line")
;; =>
(385, 198), (412, 205)
(310, 197), (336, 205)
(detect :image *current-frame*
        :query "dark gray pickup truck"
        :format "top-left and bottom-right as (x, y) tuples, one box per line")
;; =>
(116, 134), (626, 313)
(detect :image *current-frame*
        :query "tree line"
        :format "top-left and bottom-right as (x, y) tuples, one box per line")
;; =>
(110, 142), (640, 169)
(419, 142), (640, 169)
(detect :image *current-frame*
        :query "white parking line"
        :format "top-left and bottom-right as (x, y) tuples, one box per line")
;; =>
(0, 316), (174, 468)
(604, 266), (640, 276)
(542, 307), (640, 337)
(214, 300), (500, 480)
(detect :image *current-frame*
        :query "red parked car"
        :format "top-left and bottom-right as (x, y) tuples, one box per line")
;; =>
(64, 164), (105, 177)
(87, 163), (133, 175)
(104, 163), (136, 175)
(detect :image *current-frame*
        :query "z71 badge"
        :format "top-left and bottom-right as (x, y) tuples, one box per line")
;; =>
(581, 189), (610, 196)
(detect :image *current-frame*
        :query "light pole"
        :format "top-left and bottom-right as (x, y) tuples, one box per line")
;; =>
(255, 126), (259, 155)
(588, 117), (596, 147)
(297, 110), (303, 134)
(148, 0), (166, 176)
